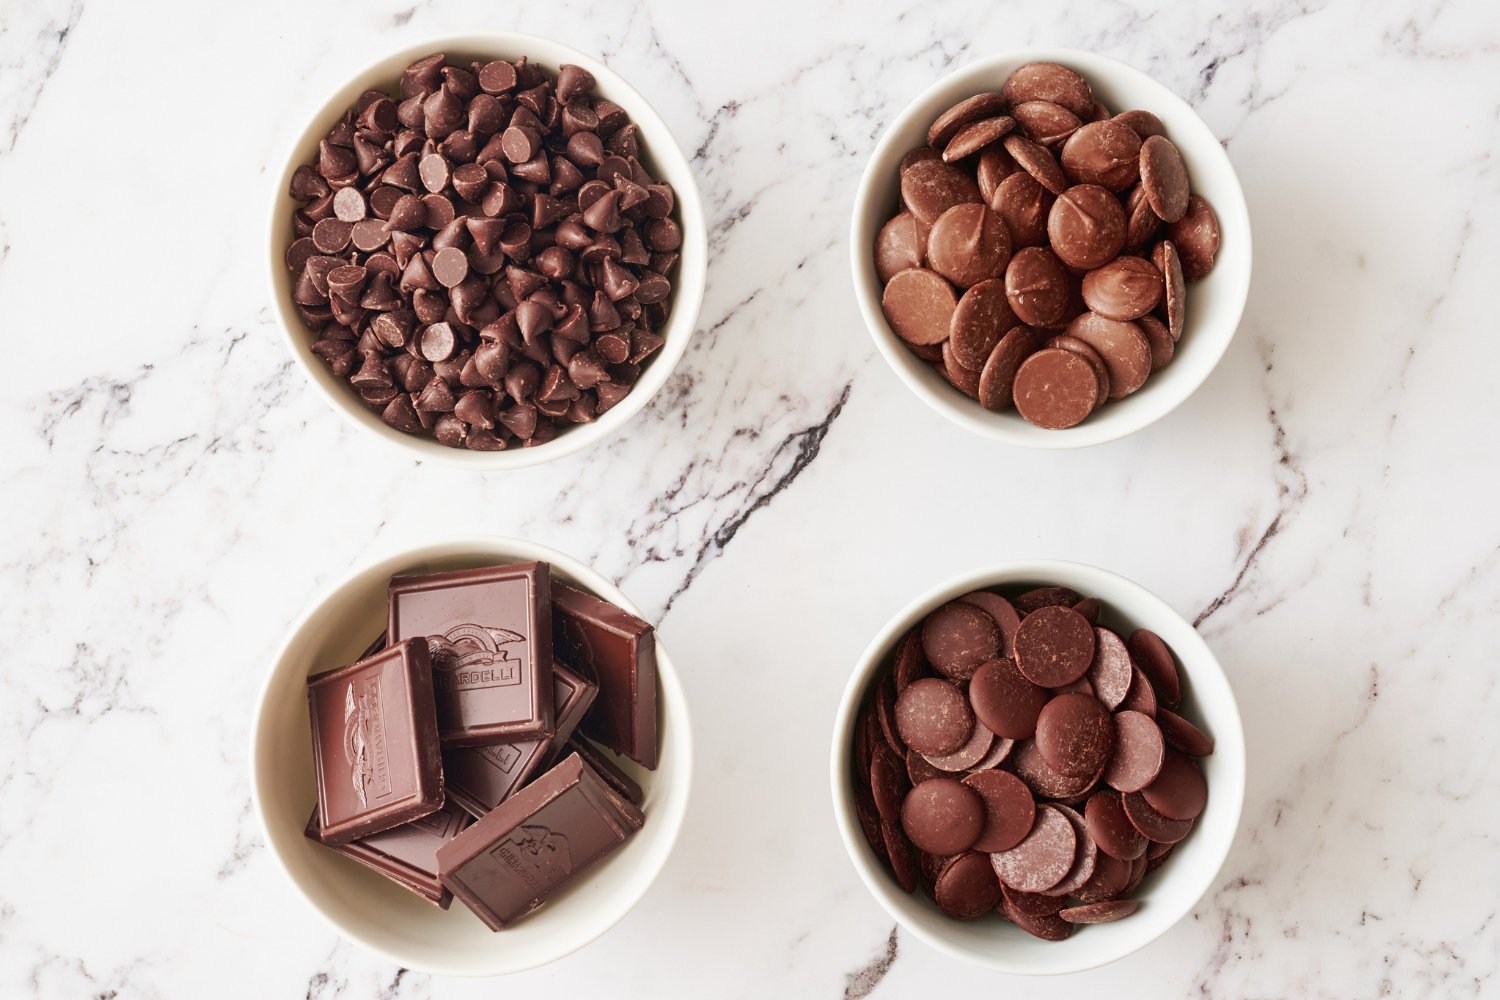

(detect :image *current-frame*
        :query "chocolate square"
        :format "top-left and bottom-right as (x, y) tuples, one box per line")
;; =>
(388, 562), (554, 747)
(437, 753), (644, 931)
(552, 582), (658, 769)
(307, 639), (444, 846)
(305, 800), (472, 907)
(443, 661), (599, 819)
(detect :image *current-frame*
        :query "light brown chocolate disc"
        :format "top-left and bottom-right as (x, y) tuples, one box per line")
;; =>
(1169, 195), (1220, 282)
(1004, 246), (1073, 327)
(1139, 135), (1190, 223)
(927, 203), (1011, 289)
(1081, 256), (1162, 320)
(1003, 133), (1068, 195)
(900, 158), (982, 225)
(881, 268), (957, 346)
(1060, 120), (1142, 191)
(1064, 312), (1151, 399)
(1001, 62), (1095, 119)
(990, 171), (1055, 249)
(977, 325), (1038, 412)
(875, 211), (926, 284)
(950, 279), (1017, 370)
(1047, 185), (1127, 270)
(1012, 348), (1099, 429)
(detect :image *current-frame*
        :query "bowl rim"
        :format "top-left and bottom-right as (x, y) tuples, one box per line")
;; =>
(828, 558), (1246, 974)
(849, 47), (1254, 450)
(249, 534), (694, 975)
(266, 30), (708, 471)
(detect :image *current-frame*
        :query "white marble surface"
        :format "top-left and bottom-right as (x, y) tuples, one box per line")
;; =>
(2, 0), (1498, 995)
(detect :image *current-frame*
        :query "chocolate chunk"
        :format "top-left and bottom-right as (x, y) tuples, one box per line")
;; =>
(552, 581), (658, 769)
(306, 639), (444, 845)
(437, 753), (644, 930)
(387, 563), (554, 746)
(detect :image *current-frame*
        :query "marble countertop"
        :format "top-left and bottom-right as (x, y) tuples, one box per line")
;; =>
(3, 0), (1498, 996)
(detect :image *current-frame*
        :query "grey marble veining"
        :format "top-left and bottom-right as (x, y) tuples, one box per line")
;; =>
(1, 0), (1498, 996)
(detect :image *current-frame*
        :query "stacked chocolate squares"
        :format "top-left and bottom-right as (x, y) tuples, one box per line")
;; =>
(304, 561), (658, 930)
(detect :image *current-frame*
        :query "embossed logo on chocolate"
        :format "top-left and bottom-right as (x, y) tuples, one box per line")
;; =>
(477, 742), (523, 773)
(427, 623), (526, 694)
(343, 677), (391, 808)
(491, 824), (572, 889)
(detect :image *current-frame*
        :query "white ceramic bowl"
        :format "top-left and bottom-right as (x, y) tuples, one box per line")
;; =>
(851, 49), (1252, 448)
(830, 560), (1245, 974)
(251, 536), (692, 975)
(268, 33), (707, 469)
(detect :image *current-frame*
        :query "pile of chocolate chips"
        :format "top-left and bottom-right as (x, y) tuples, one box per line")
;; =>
(285, 54), (682, 450)
(875, 62), (1221, 429)
(852, 585), (1214, 939)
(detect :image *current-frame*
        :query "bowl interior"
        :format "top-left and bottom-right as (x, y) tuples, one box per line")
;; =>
(831, 561), (1245, 974)
(268, 33), (707, 469)
(851, 50), (1252, 448)
(252, 537), (691, 976)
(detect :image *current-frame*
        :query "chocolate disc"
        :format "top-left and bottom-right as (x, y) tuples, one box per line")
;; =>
(855, 789), (888, 864)
(1072, 597), (1101, 624)
(1081, 256), (1162, 320)
(881, 268), (957, 346)
(950, 279), (1017, 371)
(881, 818), (920, 891)
(1154, 240), (1187, 342)
(1014, 586), (1083, 614)
(1140, 751), (1207, 820)
(1011, 100), (1082, 148)
(875, 212), (926, 283)
(976, 144), (1018, 202)
(1005, 247), (1072, 328)
(928, 92), (1009, 149)
(892, 628), (928, 692)
(1046, 335), (1110, 408)
(1012, 348), (1099, 430)
(1139, 135), (1190, 223)
(1087, 627), (1134, 710)
(942, 116), (1016, 162)
(906, 748), (943, 786)
(1168, 195), (1220, 282)
(958, 591), (1023, 656)
(1047, 184), (1127, 270)
(1001, 62), (1095, 120)
(922, 601), (1001, 678)
(990, 171), (1055, 249)
(972, 735), (1016, 771)
(1140, 314), (1175, 371)
(1128, 628), (1181, 705)
(1036, 692), (1115, 777)
(902, 778), (985, 855)
(933, 851), (1002, 918)
(963, 769), (1036, 852)
(900, 158), (982, 225)
(1071, 850), (1132, 902)
(870, 741), (910, 820)
(1157, 707), (1215, 757)
(939, 341), (981, 399)
(1113, 109), (1166, 140)
(927, 204), (1012, 290)
(895, 677), (974, 755)
(1104, 710), (1166, 793)
(1013, 605), (1096, 687)
(977, 325), (1038, 412)
(1064, 312), (1151, 400)
(990, 803), (1077, 892)
(969, 657), (1049, 740)
(1002, 889), (1074, 941)
(1122, 790), (1195, 844)
(1003, 134), (1068, 195)
(1060, 120), (1142, 191)
(1041, 804), (1097, 897)
(1125, 185), (1163, 250)
(1084, 790), (1148, 860)
(923, 718), (995, 772)
(1119, 665), (1158, 717)
(876, 674), (905, 753)
(1010, 738), (1099, 799)
(1060, 899), (1138, 924)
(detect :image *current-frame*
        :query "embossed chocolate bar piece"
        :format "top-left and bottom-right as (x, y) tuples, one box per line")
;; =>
(437, 753), (644, 930)
(388, 562), (554, 747)
(305, 800), (472, 907)
(443, 661), (598, 818)
(553, 582), (658, 769)
(307, 639), (444, 846)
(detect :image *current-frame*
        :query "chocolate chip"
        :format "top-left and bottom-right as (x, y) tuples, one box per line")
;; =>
(1004, 247), (1073, 328)
(894, 677), (974, 755)
(881, 268), (957, 346)
(1048, 185), (1127, 270)
(926, 204), (1011, 290)
(1060, 120), (1142, 191)
(901, 778), (984, 855)
(901, 158), (982, 225)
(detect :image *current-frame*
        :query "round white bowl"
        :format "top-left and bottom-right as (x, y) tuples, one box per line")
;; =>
(268, 33), (707, 469)
(829, 560), (1245, 974)
(851, 49), (1252, 449)
(250, 536), (692, 976)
